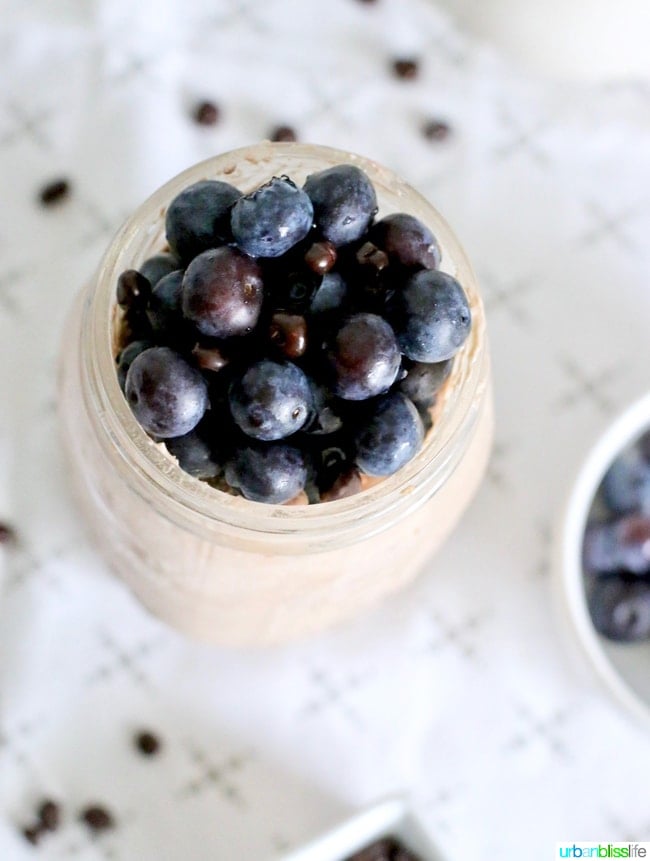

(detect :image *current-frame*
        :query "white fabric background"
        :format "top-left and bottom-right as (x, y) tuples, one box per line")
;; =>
(1, 1), (650, 859)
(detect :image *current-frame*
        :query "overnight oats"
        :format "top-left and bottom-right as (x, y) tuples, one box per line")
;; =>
(59, 142), (493, 646)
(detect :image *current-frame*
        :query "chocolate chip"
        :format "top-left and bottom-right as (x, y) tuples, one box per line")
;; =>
(193, 101), (220, 126)
(270, 125), (297, 143)
(135, 730), (161, 756)
(22, 825), (43, 846)
(392, 58), (419, 80)
(269, 312), (307, 358)
(80, 805), (114, 832)
(356, 241), (389, 271)
(422, 119), (451, 142)
(356, 0), (379, 4)
(192, 343), (229, 373)
(38, 800), (61, 832)
(345, 837), (421, 861)
(116, 269), (152, 309)
(0, 522), (17, 545)
(39, 179), (70, 207)
(320, 467), (362, 502)
(304, 241), (337, 275)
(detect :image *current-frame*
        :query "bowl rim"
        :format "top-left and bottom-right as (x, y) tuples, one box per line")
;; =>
(277, 796), (445, 861)
(555, 389), (650, 731)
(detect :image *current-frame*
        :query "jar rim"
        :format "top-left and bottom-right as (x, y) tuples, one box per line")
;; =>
(82, 142), (488, 547)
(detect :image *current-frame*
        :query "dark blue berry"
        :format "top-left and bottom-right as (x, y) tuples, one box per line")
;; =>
(369, 212), (441, 269)
(327, 313), (400, 401)
(588, 575), (650, 642)
(165, 180), (241, 262)
(303, 164), (377, 246)
(389, 269), (471, 362)
(355, 392), (424, 476)
(229, 359), (313, 441)
(139, 253), (182, 287)
(146, 270), (185, 338)
(601, 449), (650, 515)
(182, 247), (264, 339)
(397, 358), (452, 408)
(230, 176), (313, 258)
(303, 382), (345, 435)
(116, 339), (153, 392)
(310, 272), (349, 316)
(125, 347), (208, 438)
(225, 442), (307, 503)
(165, 424), (220, 480)
(583, 516), (650, 576)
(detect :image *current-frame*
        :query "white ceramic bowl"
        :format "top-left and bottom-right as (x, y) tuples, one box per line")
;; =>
(556, 391), (650, 731)
(278, 798), (445, 861)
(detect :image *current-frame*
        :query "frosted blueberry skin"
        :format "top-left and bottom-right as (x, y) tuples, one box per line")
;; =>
(369, 212), (441, 270)
(146, 270), (185, 339)
(125, 346), (209, 439)
(139, 252), (182, 288)
(225, 442), (308, 504)
(587, 576), (650, 642)
(354, 392), (424, 477)
(397, 358), (453, 409)
(326, 312), (401, 401)
(228, 359), (313, 441)
(304, 164), (377, 246)
(230, 176), (314, 258)
(182, 247), (264, 339)
(389, 269), (471, 363)
(601, 448), (650, 515)
(165, 180), (242, 262)
(116, 339), (153, 392)
(165, 425), (221, 480)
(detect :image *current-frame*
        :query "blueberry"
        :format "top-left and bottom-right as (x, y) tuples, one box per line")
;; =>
(303, 164), (377, 246)
(125, 346), (208, 438)
(229, 359), (313, 441)
(587, 575), (650, 642)
(601, 448), (650, 515)
(583, 516), (650, 576)
(116, 269), (151, 309)
(327, 313), (401, 401)
(303, 381), (345, 435)
(165, 180), (241, 262)
(389, 269), (471, 362)
(139, 252), (182, 287)
(230, 176), (313, 258)
(397, 358), (452, 408)
(369, 212), (441, 270)
(355, 392), (424, 476)
(165, 424), (221, 480)
(116, 339), (153, 392)
(225, 442), (307, 503)
(310, 272), (349, 316)
(182, 247), (264, 339)
(146, 270), (185, 338)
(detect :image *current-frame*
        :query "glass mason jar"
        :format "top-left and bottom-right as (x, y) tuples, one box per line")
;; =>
(58, 142), (493, 647)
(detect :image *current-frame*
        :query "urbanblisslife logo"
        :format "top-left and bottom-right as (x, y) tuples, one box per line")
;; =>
(556, 845), (649, 858)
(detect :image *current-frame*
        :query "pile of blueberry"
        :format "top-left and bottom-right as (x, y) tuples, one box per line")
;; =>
(583, 432), (650, 642)
(115, 163), (472, 504)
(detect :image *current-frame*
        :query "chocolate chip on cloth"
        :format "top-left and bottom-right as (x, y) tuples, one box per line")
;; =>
(39, 178), (71, 207)
(0, 522), (17, 545)
(193, 100), (220, 126)
(134, 730), (162, 757)
(392, 58), (419, 80)
(80, 805), (115, 833)
(38, 799), (61, 832)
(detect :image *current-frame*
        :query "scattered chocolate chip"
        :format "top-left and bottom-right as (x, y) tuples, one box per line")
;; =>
(22, 825), (43, 846)
(39, 179), (70, 207)
(270, 125), (297, 143)
(269, 313), (308, 359)
(356, 241), (389, 271)
(192, 343), (229, 373)
(320, 467), (362, 502)
(116, 270), (152, 309)
(0, 522), (17, 545)
(134, 730), (161, 757)
(38, 800), (61, 832)
(392, 58), (419, 80)
(345, 837), (421, 861)
(422, 119), (451, 142)
(304, 241), (337, 275)
(356, 0), (378, 4)
(80, 805), (114, 832)
(193, 100), (220, 126)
